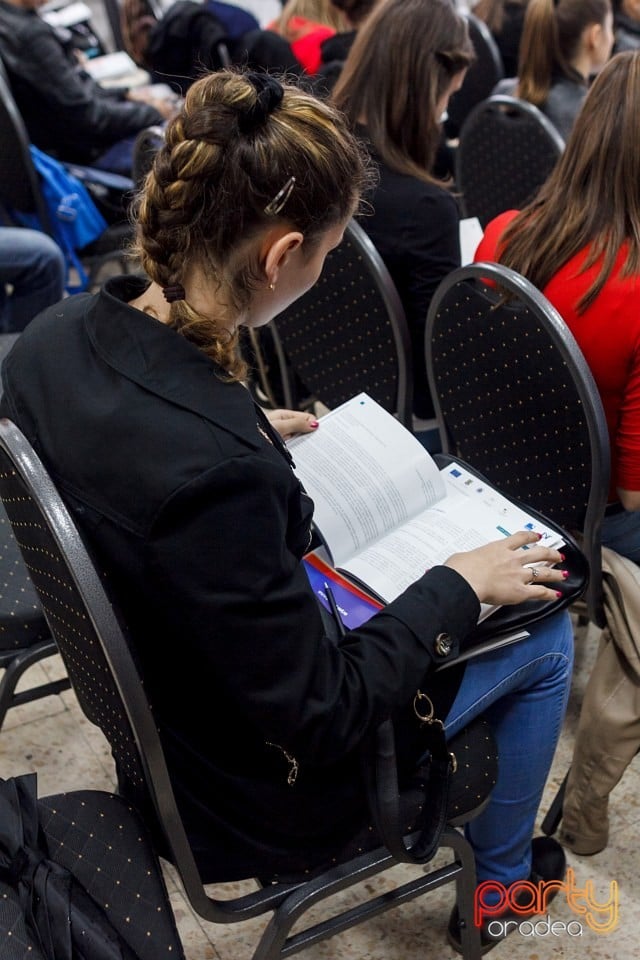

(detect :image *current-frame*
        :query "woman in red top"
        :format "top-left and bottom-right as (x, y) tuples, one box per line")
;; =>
(475, 50), (640, 562)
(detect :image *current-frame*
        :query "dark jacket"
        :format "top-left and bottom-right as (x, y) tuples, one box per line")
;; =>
(356, 134), (461, 419)
(614, 11), (640, 53)
(0, 276), (480, 881)
(0, 0), (163, 165)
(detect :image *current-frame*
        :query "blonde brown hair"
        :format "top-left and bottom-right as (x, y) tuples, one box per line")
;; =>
(134, 69), (372, 379)
(332, 0), (474, 184)
(274, 0), (348, 35)
(517, 0), (611, 105)
(498, 51), (640, 312)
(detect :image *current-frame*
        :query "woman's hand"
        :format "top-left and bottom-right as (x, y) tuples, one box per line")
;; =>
(265, 408), (319, 441)
(444, 531), (567, 607)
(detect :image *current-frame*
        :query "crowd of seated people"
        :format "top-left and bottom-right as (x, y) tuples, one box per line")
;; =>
(1, 0), (634, 947)
(0, 65), (573, 957)
(0, 0), (176, 176)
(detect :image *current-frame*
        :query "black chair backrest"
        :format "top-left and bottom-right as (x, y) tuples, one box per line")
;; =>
(131, 123), (165, 188)
(0, 417), (486, 960)
(456, 94), (565, 228)
(444, 13), (504, 141)
(0, 67), (54, 234)
(425, 262), (610, 627)
(269, 219), (413, 428)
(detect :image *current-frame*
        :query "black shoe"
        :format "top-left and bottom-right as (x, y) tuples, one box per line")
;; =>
(447, 836), (567, 955)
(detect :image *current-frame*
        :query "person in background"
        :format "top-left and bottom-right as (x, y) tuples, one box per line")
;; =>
(1, 66), (572, 955)
(0, 0), (176, 176)
(267, 0), (347, 72)
(473, 0), (531, 76)
(313, 0), (378, 94)
(475, 51), (640, 563)
(0, 227), (65, 333)
(612, 0), (640, 51)
(332, 0), (471, 423)
(493, 0), (614, 140)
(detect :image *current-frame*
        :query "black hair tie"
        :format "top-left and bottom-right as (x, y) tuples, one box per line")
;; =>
(238, 72), (284, 134)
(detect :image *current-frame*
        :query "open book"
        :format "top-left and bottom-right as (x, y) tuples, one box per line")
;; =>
(288, 393), (564, 623)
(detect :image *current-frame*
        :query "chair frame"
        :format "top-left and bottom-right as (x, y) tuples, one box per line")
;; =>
(269, 218), (413, 429)
(456, 94), (565, 227)
(425, 261), (610, 629)
(0, 417), (485, 960)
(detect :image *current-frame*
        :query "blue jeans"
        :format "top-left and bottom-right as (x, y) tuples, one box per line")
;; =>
(444, 610), (574, 887)
(601, 509), (640, 564)
(0, 228), (65, 332)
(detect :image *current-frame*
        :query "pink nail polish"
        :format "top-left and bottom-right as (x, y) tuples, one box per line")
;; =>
(559, 553), (566, 561)
(310, 419), (319, 428)
(555, 591), (563, 598)
(562, 570), (569, 579)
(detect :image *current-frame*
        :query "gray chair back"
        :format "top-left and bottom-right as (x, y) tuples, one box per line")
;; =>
(456, 95), (565, 227)
(425, 262), (610, 627)
(269, 219), (413, 429)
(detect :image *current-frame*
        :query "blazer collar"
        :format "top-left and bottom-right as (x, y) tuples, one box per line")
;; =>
(86, 275), (262, 450)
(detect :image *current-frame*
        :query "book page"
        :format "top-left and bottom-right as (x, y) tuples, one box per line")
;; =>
(289, 394), (446, 567)
(341, 463), (564, 613)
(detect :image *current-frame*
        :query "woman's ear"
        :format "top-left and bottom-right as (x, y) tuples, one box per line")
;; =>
(263, 230), (304, 287)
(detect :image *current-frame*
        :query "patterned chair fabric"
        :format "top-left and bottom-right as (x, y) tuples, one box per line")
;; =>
(269, 218), (413, 428)
(425, 261), (610, 627)
(0, 773), (185, 960)
(455, 95), (565, 228)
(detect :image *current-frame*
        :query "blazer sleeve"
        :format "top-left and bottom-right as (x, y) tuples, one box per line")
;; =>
(146, 449), (480, 764)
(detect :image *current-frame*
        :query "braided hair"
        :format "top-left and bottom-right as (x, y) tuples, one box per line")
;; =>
(133, 69), (372, 378)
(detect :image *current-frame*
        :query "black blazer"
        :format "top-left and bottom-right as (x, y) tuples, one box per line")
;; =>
(0, 276), (480, 880)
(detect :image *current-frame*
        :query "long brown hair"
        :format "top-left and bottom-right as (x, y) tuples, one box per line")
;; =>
(332, 0), (474, 184)
(517, 0), (611, 104)
(498, 51), (640, 313)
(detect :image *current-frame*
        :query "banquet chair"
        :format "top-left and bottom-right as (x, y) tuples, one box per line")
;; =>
(444, 13), (504, 141)
(1, 774), (185, 960)
(0, 416), (494, 960)
(0, 65), (134, 292)
(456, 95), (565, 228)
(268, 218), (413, 429)
(425, 261), (610, 630)
(0, 334), (70, 732)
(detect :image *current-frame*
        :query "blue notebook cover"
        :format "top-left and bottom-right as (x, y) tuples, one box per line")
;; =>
(303, 552), (383, 631)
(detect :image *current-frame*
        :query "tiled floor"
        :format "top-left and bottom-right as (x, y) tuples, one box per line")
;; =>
(2, 615), (638, 959)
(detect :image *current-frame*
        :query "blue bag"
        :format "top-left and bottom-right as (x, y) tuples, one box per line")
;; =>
(14, 146), (108, 293)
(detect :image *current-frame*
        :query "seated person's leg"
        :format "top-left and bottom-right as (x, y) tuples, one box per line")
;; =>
(0, 228), (65, 332)
(444, 611), (574, 887)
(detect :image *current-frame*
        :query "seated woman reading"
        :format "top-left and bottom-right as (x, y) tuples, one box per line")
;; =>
(1, 68), (572, 955)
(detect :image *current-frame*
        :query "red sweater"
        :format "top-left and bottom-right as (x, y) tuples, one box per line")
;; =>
(475, 211), (640, 501)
